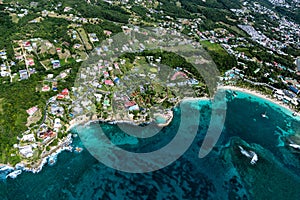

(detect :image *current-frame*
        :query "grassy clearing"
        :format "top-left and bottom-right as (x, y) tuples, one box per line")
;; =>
(200, 40), (227, 54)
(26, 109), (42, 127)
(218, 22), (247, 37)
(77, 28), (93, 50)
(9, 13), (19, 23)
(200, 40), (237, 73)
(235, 47), (253, 57)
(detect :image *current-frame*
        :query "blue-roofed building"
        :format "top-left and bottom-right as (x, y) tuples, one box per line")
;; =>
(51, 60), (61, 69)
(269, 78), (277, 83)
(278, 64), (286, 70)
(29, 68), (36, 75)
(129, 105), (139, 111)
(289, 85), (299, 95)
(19, 70), (29, 80)
(284, 89), (296, 98)
(103, 46), (108, 51)
(114, 77), (120, 84)
(187, 79), (199, 85)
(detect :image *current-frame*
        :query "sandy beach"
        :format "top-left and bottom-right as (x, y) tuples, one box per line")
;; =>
(182, 97), (210, 101)
(2, 86), (298, 173)
(218, 85), (297, 115)
(67, 85), (299, 133)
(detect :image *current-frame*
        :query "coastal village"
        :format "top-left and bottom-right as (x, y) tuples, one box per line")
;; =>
(3, 25), (205, 172)
(71, 25), (204, 127)
(0, 0), (300, 177)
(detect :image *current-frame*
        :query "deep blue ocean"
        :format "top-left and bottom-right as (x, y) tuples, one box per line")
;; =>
(1, 90), (300, 200)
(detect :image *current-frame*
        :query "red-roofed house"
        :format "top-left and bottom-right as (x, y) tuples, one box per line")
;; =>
(26, 58), (35, 66)
(171, 72), (188, 81)
(24, 41), (31, 47)
(105, 80), (114, 86)
(42, 85), (50, 92)
(26, 106), (38, 116)
(57, 94), (65, 99)
(103, 71), (109, 78)
(61, 88), (69, 96)
(125, 101), (136, 108)
(104, 30), (112, 36)
(114, 63), (119, 70)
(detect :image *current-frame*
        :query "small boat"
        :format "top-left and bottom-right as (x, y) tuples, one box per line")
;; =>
(239, 146), (251, 157)
(261, 112), (268, 119)
(293, 112), (298, 117)
(289, 143), (300, 150)
(238, 146), (258, 165)
(249, 151), (258, 164)
(75, 147), (83, 153)
(6, 170), (22, 179)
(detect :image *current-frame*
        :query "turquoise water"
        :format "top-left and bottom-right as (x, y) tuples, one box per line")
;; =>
(1, 90), (300, 199)
(155, 115), (167, 124)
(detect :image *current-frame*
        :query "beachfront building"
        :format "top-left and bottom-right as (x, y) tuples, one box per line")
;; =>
(54, 118), (61, 132)
(19, 145), (34, 158)
(21, 134), (35, 142)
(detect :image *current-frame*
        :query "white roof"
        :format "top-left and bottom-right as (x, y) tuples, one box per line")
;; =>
(54, 118), (61, 124)
(275, 90), (284, 95)
(19, 145), (33, 157)
(22, 134), (35, 142)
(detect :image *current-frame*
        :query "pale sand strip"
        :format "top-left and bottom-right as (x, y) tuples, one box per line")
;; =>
(3, 87), (298, 169)
(218, 85), (296, 114)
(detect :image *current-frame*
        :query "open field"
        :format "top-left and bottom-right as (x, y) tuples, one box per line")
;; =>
(26, 109), (42, 127)
(200, 40), (227, 54)
(77, 28), (93, 50)
(9, 13), (19, 23)
(218, 22), (247, 37)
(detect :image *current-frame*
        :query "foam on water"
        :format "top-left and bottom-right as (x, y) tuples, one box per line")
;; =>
(0, 90), (300, 199)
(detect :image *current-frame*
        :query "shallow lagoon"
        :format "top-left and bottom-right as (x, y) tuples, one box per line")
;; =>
(1, 90), (300, 199)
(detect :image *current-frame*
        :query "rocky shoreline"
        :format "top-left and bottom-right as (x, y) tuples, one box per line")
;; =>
(5, 87), (293, 179)
(0, 134), (73, 179)
(0, 96), (211, 178)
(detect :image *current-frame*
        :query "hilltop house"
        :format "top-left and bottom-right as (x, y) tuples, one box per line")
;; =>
(26, 106), (38, 116)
